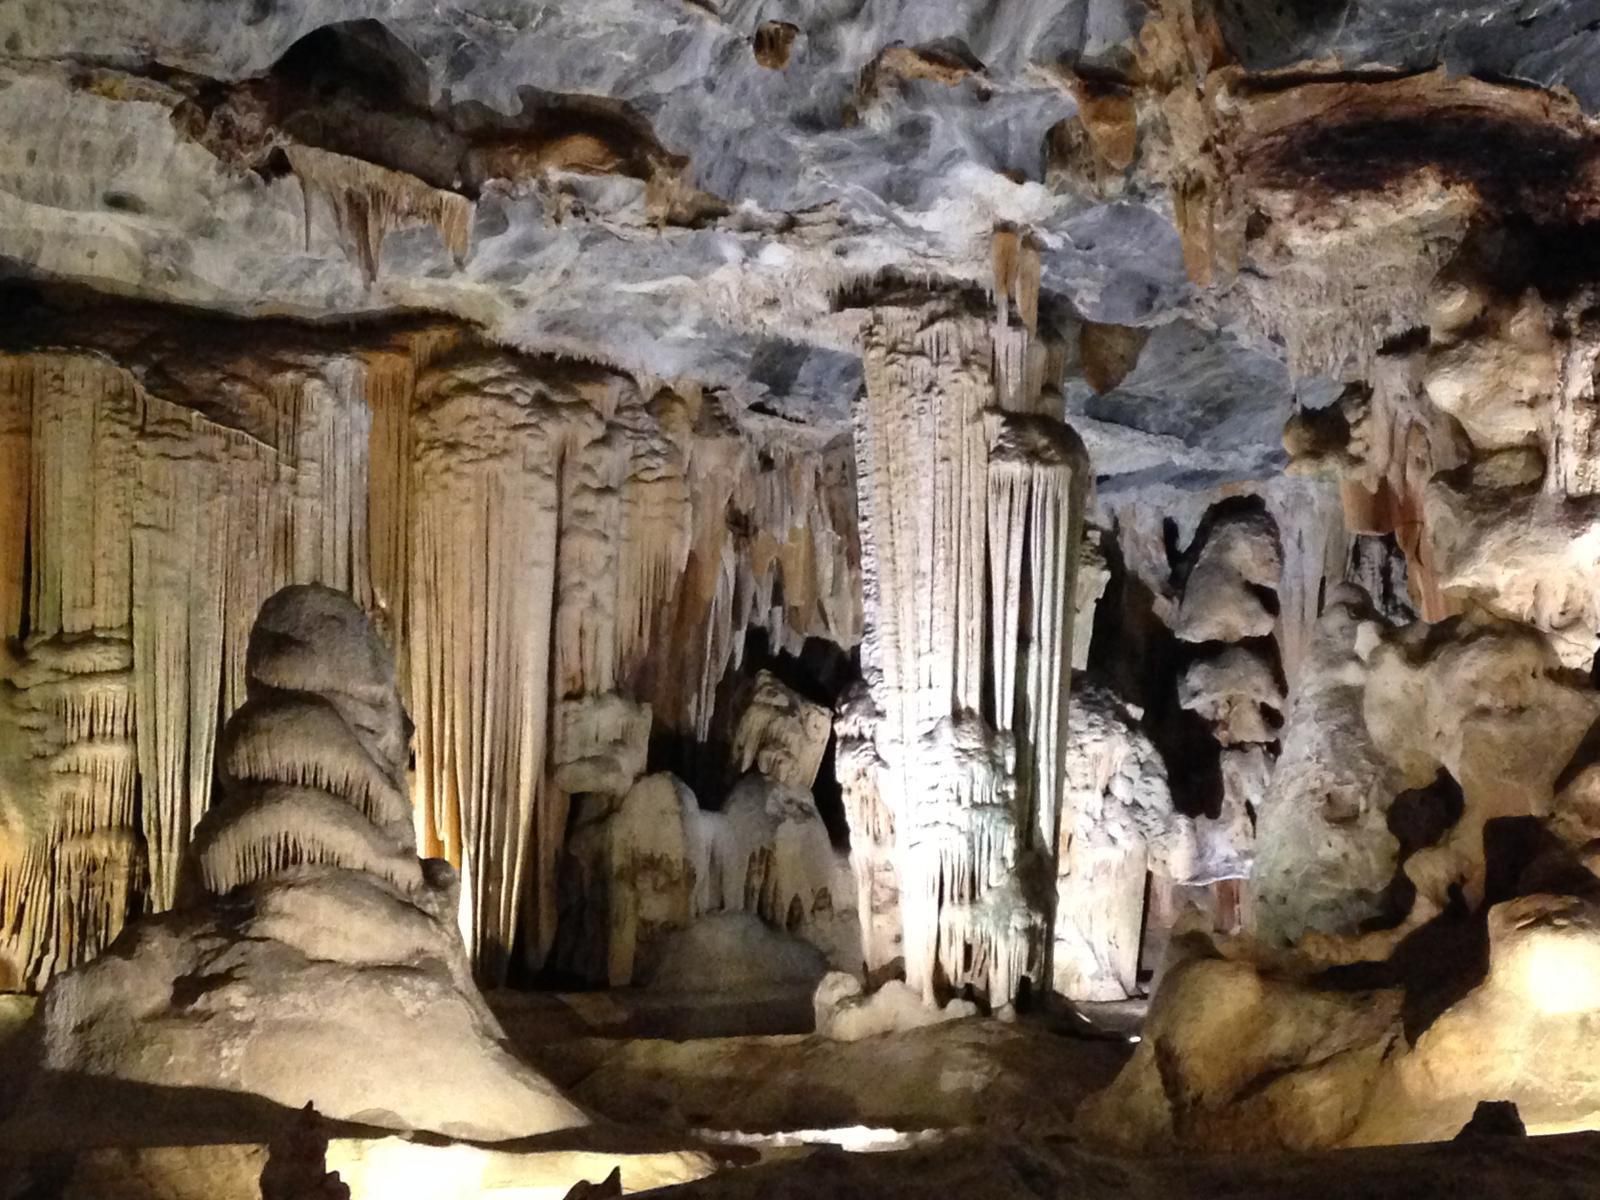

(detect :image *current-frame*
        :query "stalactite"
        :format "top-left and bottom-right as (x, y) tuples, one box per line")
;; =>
(555, 411), (625, 700)
(1016, 240), (1041, 337)
(991, 228), (1019, 329)
(360, 326), (463, 681)
(642, 403), (860, 745)
(0, 358), (30, 640)
(613, 398), (693, 680)
(989, 416), (1088, 854)
(1336, 353), (1467, 621)
(409, 351), (564, 980)
(361, 347), (417, 654)
(0, 632), (139, 990)
(286, 145), (474, 283)
(1269, 482), (1351, 689)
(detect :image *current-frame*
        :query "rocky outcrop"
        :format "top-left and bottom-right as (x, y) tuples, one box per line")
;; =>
(554, 668), (858, 988)
(730, 672), (832, 793)
(1250, 586), (1403, 945)
(1088, 602), (1600, 1153)
(812, 972), (977, 1042)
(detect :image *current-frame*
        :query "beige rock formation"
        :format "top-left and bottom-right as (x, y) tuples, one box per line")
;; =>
(1251, 586), (1402, 945)
(557, 773), (703, 987)
(552, 695), (654, 797)
(1177, 647), (1284, 747)
(1079, 940), (1403, 1153)
(557, 768), (858, 986)
(1173, 507), (1281, 644)
(1084, 874), (1600, 1153)
(812, 971), (977, 1042)
(701, 773), (859, 970)
(854, 294), (1089, 1007)
(19, 585), (588, 1142)
(0, 310), (862, 989)
(834, 683), (900, 976)
(1054, 686), (1201, 1002)
(1090, 600), (1600, 1153)
(1074, 526), (1112, 671)
(729, 672), (831, 792)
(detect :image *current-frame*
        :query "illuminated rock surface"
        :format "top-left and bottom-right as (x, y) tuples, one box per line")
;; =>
(10, 585), (587, 1143)
(13, 0), (1600, 1192)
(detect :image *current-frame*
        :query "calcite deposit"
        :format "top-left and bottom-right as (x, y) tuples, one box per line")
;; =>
(12, 0), (1600, 1193)
(0, 307), (860, 989)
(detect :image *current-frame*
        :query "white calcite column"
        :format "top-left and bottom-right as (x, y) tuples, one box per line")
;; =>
(853, 297), (1088, 1006)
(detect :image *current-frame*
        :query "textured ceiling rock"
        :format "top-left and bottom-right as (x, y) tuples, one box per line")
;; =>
(1215, 0), (1600, 109)
(0, 0), (1199, 426)
(0, 0), (1328, 474)
(10, 1), (1600, 469)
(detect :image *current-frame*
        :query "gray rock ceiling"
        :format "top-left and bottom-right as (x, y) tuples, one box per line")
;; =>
(2, 0), (1597, 484)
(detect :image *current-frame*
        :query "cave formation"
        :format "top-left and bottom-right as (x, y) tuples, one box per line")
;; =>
(10, 0), (1600, 1197)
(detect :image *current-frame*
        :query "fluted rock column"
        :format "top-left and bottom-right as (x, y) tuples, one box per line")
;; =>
(853, 296), (1088, 1006)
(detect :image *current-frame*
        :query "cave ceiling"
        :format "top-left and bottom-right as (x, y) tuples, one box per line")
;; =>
(3, 0), (1600, 486)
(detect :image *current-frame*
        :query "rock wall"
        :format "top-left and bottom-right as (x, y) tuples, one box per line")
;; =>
(1083, 597), (1600, 1153)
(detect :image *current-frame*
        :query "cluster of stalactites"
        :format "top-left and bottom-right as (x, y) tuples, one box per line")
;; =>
(0, 634), (140, 991)
(0, 323), (863, 990)
(405, 354), (861, 982)
(287, 145), (472, 283)
(0, 346), (392, 984)
(854, 294), (1087, 1006)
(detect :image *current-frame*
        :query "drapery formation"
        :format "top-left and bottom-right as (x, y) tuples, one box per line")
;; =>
(0, 314), (860, 988)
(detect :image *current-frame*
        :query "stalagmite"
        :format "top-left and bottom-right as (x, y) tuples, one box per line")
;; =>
(19, 585), (589, 1142)
(834, 682), (900, 974)
(556, 759), (859, 987)
(554, 772), (702, 987)
(699, 772), (858, 967)
(1054, 686), (1200, 1002)
(1249, 585), (1402, 944)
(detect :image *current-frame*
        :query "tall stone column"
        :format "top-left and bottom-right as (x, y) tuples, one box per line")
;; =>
(852, 292), (1088, 1006)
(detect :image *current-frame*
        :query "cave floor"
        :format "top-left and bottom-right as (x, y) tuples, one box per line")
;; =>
(3, 985), (1595, 1199)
